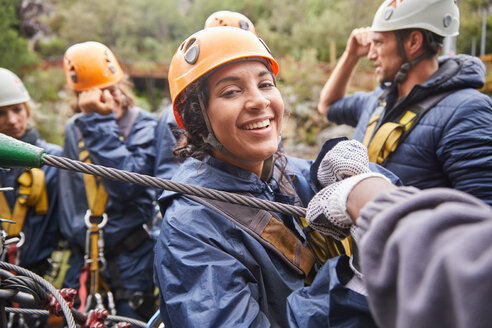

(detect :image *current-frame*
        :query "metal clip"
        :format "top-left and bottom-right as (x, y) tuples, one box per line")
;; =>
(84, 210), (108, 229)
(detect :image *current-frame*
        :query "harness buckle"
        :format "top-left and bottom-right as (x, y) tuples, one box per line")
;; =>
(84, 210), (108, 229)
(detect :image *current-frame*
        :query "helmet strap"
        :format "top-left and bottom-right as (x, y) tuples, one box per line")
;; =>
(393, 30), (435, 85)
(198, 94), (257, 165)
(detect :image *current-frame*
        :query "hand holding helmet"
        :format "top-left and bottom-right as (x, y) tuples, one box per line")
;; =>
(345, 27), (373, 59)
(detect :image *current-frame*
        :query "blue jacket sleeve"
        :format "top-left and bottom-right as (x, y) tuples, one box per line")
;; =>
(327, 91), (375, 127)
(154, 106), (181, 180)
(74, 111), (156, 200)
(436, 93), (492, 205)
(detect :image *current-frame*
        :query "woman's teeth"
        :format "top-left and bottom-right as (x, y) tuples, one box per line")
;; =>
(243, 119), (270, 130)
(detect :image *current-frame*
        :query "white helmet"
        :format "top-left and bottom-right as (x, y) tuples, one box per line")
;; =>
(0, 68), (31, 107)
(372, 0), (460, 37)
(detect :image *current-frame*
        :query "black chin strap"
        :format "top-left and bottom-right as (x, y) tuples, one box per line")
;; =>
(393, 30), (433, 85)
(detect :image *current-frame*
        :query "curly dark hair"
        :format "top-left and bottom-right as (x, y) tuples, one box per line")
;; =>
(172, 75), (213, 161)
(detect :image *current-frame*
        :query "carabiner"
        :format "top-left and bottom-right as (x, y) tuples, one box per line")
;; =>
(84, 210), (108, 229)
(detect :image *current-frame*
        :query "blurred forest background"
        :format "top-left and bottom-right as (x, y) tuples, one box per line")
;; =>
(1, 0), (491, 158)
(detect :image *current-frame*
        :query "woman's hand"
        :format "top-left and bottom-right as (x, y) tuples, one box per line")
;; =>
(78, 89), (115, 116)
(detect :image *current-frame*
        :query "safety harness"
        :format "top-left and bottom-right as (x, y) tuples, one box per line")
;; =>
(362, 89), (453, 165)
(187, 159), (349, 285)
(0, 169), (48, 265)
(77, 139), (115, 314)
(75, 107), (155, 318)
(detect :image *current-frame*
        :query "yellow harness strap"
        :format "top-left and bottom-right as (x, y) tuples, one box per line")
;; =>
(363, 111), (417, 164)
(0, 168), (48, 237)
(298, 216), (352, 261)
(78, 141), (108, 217)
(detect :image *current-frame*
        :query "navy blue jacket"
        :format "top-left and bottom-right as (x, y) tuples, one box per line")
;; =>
(328, 55), (492, 205)
(0, 127), (61, 269)
(59, 108), (156, 291)
(154, 105), (181, 180)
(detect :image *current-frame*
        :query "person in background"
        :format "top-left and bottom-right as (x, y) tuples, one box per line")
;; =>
(154, 10), (257, 181)
(0, 67), (62, 327)
(59, 41), (157, 320)
(304, 139), (492, 328)
(153, 27), (384, 328)
(317, 0), (492, 205)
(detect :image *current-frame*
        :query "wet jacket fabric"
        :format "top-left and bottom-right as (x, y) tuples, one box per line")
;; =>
(154, 105), (181, 180)
(0, 127), (61, 270)
(356, 187), (492, 328)
(59, 108), (156, 293)
(328, 55), (492, 205)
(154, 153), (375, 328)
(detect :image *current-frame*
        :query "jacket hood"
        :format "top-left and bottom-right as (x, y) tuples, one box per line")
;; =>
(425, 54), (486, 91)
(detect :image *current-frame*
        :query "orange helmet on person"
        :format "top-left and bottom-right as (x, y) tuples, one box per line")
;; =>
(63, 41), (123, 91)
(204, 10), (257, 35)
(168, 27), (278, 129)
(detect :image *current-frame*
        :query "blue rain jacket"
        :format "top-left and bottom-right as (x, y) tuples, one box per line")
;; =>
(328, 55), (492, 205)
(59, 108), (156, 291)
(0, 127), (61, 269)
(154, 105), (181, 180)
(154, 151), (376, 327)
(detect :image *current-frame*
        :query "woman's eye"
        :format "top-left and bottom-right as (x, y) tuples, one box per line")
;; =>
(221, 89), (240, 97)
(260, 81), (274, 88)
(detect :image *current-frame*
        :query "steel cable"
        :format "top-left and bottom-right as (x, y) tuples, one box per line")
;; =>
(43, 154), (307, 217)
(0, 262), (76, 328)
(4, 307), (147, 327)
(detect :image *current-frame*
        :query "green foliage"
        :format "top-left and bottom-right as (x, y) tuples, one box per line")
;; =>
(23, 67), (69, 145)
(0, 0), (38, 71)
(457, 0), (492, 54)
(36, 37), (67, 58)
(13, 0), (492, 150)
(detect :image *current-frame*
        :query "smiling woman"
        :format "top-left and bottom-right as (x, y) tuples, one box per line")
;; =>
(153, 27), (375, 328)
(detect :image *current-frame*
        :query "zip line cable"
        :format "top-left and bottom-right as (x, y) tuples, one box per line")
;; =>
(42, 154), (307, 218)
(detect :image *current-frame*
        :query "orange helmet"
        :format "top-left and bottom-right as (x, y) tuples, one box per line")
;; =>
(63, 41), (123, 91)
(204, 10), (256, 35)
(169, 27), (278, 129)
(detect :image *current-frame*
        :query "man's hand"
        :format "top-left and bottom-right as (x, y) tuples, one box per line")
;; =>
(345, 27), (372, 59)
(317, 140), (371, 188)
(78, 89), (115, 116)
(307, 173), (389, 240)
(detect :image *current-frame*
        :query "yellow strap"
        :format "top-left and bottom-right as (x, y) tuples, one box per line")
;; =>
(366, 111), (417, 164)
(299, 217), (352, 260)
(362, 114), (380, 147)
(0, 169), (48, 237)
(78, 141), (108, 217)
(0, 188), (12, 221)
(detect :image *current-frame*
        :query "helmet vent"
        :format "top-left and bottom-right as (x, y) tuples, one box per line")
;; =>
(184, 38), (199, 65)
(384, 7), (393, 20)
(184, 38), (196, 52)
(185, 45), (199, 65)
(443, 14), (452, 28)
(239, 20), (250, 31)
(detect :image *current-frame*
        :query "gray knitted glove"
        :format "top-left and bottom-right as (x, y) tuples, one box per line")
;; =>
(317, 140), (371, 188)
(306, 172), (390, 240)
